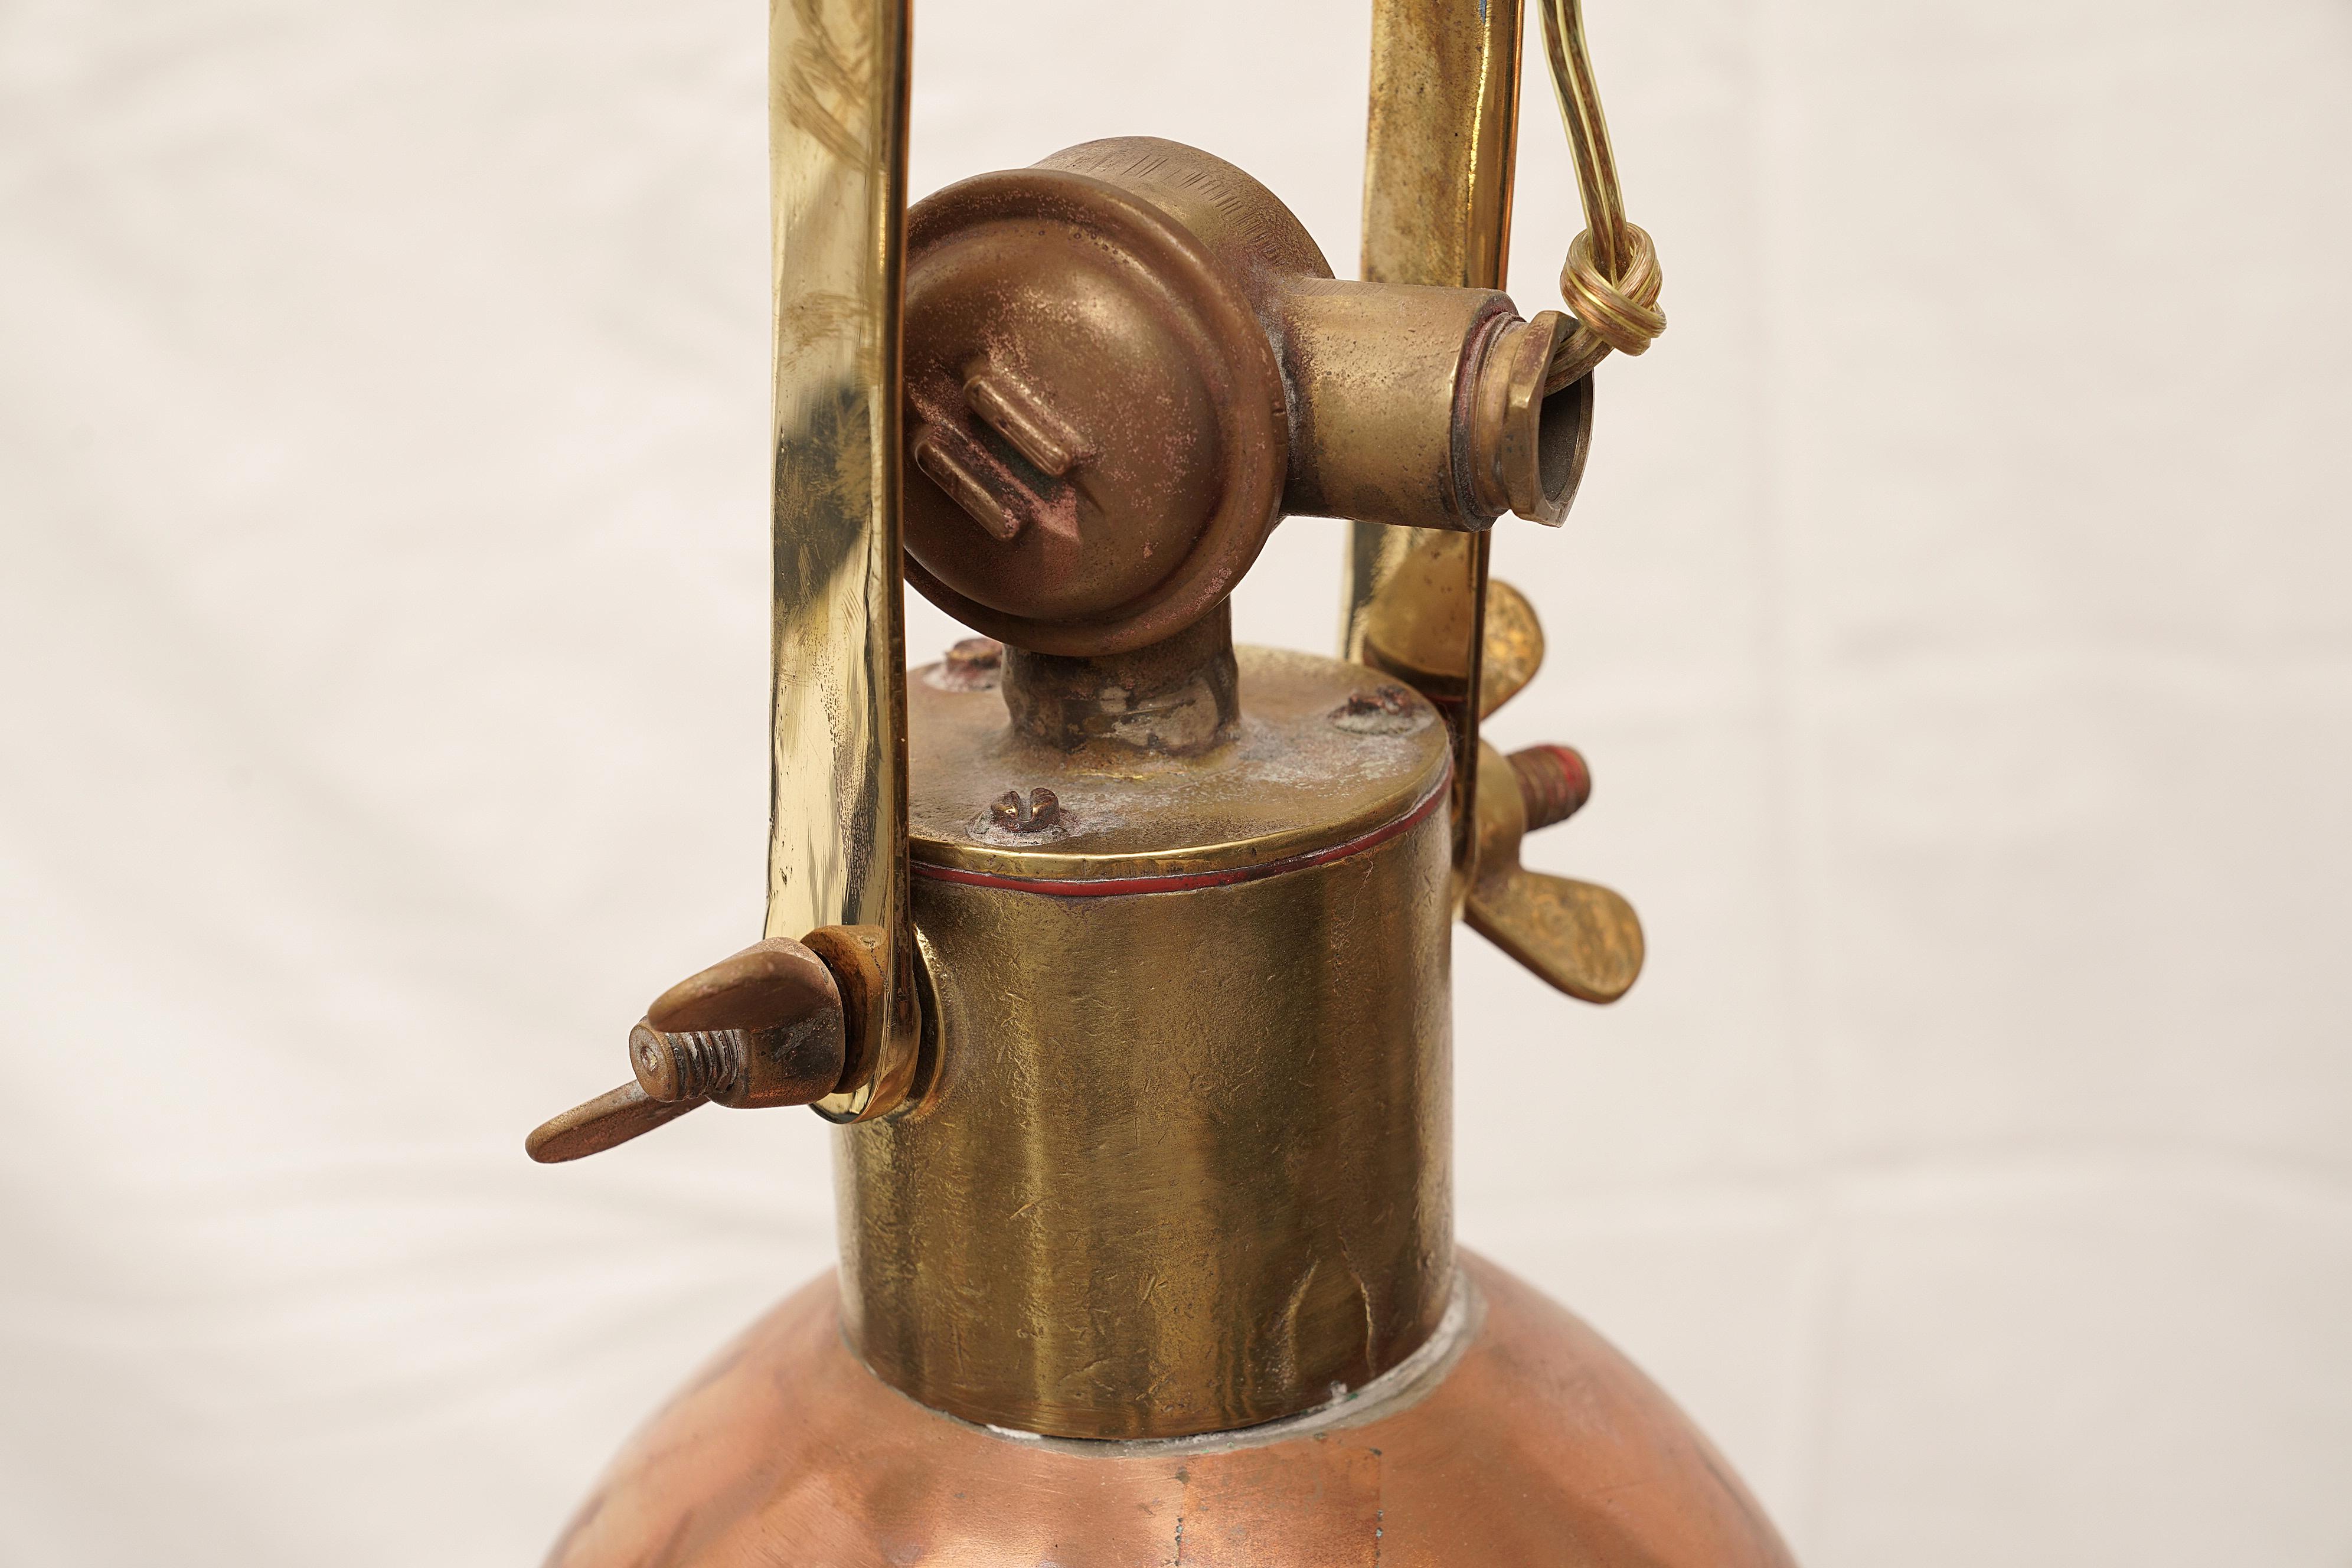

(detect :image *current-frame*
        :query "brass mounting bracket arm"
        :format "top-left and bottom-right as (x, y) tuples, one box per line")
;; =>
(1350, 0), (1655, 998)
(524, 0), (922, 1161)
(764, 0), (921, 1123)
(1348, 0), (1532, 884)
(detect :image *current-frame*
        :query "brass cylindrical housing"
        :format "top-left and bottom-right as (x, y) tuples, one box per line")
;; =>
(838, 643), (1455, 1439)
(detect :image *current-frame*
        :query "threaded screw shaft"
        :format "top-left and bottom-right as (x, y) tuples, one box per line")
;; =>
(631, 1021), (744, 1103)
(1508, 744), (1592, 832)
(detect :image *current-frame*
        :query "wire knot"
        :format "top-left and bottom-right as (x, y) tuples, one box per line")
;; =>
(1562, 222), (1664, 355)
(1547, 222), (1665, 393)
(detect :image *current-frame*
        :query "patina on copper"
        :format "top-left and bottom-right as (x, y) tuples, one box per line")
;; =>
(545, 1255), (1794, 1568)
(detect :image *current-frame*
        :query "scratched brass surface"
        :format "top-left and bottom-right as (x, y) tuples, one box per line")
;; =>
(839, 771), (1454, 1438)
(905, 643), (1450, 883)
(1359, 0), (1525, 300)
(1347, 0), (1527, 876)
(763, 0), (919, 1121)
(545, 1253), (1796, 1567)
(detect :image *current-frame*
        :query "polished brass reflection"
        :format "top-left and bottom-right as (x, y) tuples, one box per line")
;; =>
(764, 0), (919, 1121)
(1537, 0), (1669, 387)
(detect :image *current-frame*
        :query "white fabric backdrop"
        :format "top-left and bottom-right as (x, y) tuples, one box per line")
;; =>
(4, 1), (2349, 1562)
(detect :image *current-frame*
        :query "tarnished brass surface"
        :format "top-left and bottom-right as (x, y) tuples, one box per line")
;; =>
(1470, 870), (1643, 1002)
(1468, 740), (1644, 1002)
(532, 0), (1762, 1550)
(833, 645), (1455, 1438)
(636, 937), (846, 1109)
(1361, 569), (1559, 737)
(765, 0), (920, 1122)
(1356, 531), (1489, 812)
(545, 1253), (1796, 1567)
(1277, 276), (1502, 531)
(1361, 0), (1525, 300)
(1468, 311), (1593, 525)
(900, 138), (1586, 656)
(906, 643), (1450, 884)
(1347, 0), (1528, 876)
(999, 604), (1240, 756)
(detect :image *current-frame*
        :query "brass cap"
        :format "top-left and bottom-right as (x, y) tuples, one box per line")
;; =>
(901, 166), (1289, 657)
(907, 644), (1451, 885)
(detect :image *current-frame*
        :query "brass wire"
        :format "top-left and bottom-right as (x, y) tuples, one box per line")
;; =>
(1538, 0), (1667, 390)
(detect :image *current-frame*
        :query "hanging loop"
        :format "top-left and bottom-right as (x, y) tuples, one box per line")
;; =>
(1538, 0), (1667, 391)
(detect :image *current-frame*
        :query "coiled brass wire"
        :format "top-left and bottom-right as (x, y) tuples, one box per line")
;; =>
(1538, 0), (1667, 391)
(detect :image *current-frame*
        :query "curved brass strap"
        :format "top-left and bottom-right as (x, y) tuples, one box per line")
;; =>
(1346, 0), (1529, 885)
(1537, 0), (1667, 390)
(766, 0), (920, 1122)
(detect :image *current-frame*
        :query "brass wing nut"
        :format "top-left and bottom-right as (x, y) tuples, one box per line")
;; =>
(1467, 741), (1644, 1004)
(527, 937), (852, 1161)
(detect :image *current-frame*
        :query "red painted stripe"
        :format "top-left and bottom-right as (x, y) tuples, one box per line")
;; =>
(910, 769), (1451, 899)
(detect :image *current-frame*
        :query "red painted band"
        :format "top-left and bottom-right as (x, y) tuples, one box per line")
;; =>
(910, 767), (1451, 899)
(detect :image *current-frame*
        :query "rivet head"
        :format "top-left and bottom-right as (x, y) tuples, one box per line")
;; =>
(931, 635), (1005, 691)
(1332, 684), (1420, 735)
(988, 787), (1062, 834)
